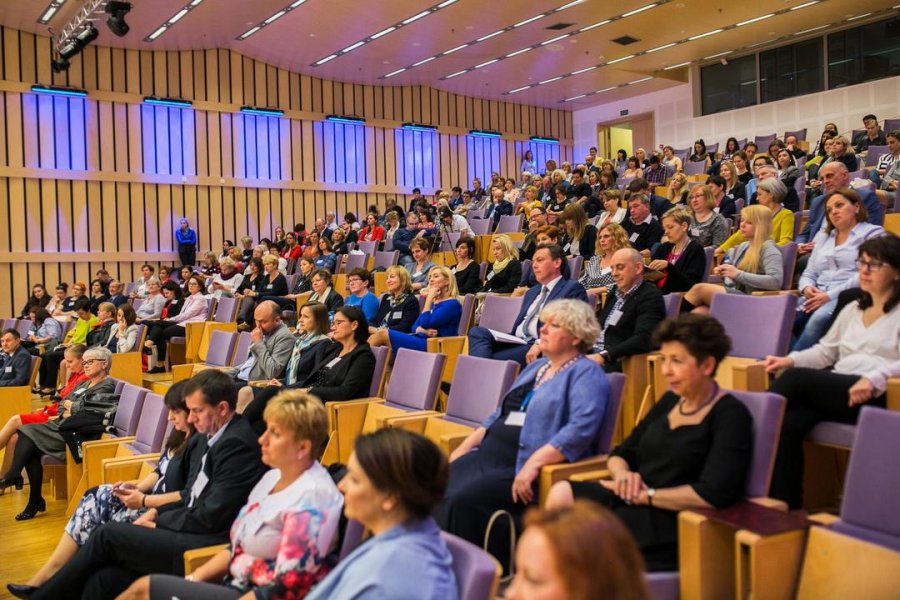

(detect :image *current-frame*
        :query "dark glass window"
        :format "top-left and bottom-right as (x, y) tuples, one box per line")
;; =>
(760, 38), (824, 103)
(700, 54), (757, 115)
(828, 17), (900, 88)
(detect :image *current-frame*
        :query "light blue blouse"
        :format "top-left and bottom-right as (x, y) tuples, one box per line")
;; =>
(305, 518), (457, 600)
(483, 355), (610, 473)
(800, 222), (884, 301)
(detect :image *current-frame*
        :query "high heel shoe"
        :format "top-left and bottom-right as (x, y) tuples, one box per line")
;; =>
(15, 498), (46, 521)
(6, 583), (37, 599)
(0, 475), (24, 496)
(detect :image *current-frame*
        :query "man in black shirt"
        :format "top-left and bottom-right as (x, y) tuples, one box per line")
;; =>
(566, 167), (592, 205)
(623, 194), (663, 252)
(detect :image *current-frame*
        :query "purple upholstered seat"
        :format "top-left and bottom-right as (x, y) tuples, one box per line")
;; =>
(663, 293), (683, 319)
(728, 389), (787, 497)
(15, 319), (32, 337)
(110, 378), (126, 395)
(829, 407), (900, 552)
(368, 345), (390, 397)
(496, 214), (523, 234)
(109, 383), (149, 438)
(684, 160), (708, 176)
(456, 294), (475, 336)
(466, 208), (486, 220)
(644, 571), (680, 600)
(567, 256), (584, 280)
(339, 519), (365, 561)
(776, 243), (798, 290)
(442, 355), (518, 427)
(594, 372), (626, 455)
(709, 293), (797, 359)
(205, 330), (238, 367)
(344, 253), (368, 274)
(372, 250), (399, 271)
(213, 296), (239, 322)
(700, 246), (715, 283)
(468, 219), (492, 236)
(477, 295), (525, 333)
(441, 532), (499, 600)
(806, 421), (857, 449)
(784, 128), (807, 142)
(124, 392), (169, 455)
(231, 332), (253, 366)
(754, 133), (777, 147)
(382, 348), (444, 411)
(355, 240), (378, 257)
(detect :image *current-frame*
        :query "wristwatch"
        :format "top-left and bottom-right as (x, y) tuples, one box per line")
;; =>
(646, 488), (656, 506)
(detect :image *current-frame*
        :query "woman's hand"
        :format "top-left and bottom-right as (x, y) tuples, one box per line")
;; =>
(133, 508), (158, 528)
(268, 379), (282, 387)
(848, 377), (875, 406)
(802, 289), (830, 313)
(114, 486), (146, 509)
(512, 464), (540, 504)
(762, 355), (793, 373)
(525, 344), (542, 364)
(601, 469), (645, 504)
(714, 263), (739, 278)
(647, 259), (669, 271)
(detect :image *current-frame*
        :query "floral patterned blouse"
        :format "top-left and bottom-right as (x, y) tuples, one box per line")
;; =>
(226, 462), (344, 599)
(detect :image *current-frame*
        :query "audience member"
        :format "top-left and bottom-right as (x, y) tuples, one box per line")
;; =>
(561, 203), (597, 259)
(579, 223), (631, 297)
(105, 281), (128, 309)
(649, 207), (707, 294)
(107, 304), (139, 354)
(37, 298), (97, 393)
(683, 205), (783, 312)
(439, 299), (608, 565)
(0, 329), (32, 388)
(481, 234), (522, 294)
(469, 245), (587, 365)
(22, 308), (63, 354)
(369, 266), (421, 335)
(719, 178), (794, 254)
(452, 237), (482, 294)
(547, 314), (752, 572)
(143, 275), (209, 373)
(628, 179), (670, 220)
(308, 269), (345, 313)
(717, 160), (747, 200)
(228, 301), (295, 384)
(596, 189), (627, 226)
(852, 114), (886, 154)
(705, 175), (737, 219)
(588, 248), (666, 371)
(237, 255), (288, 330)
(404, 238), (438, 293)
(764, 234), (900, 509)
(687, 185), (730, 249)
(20, 284), (50, 318)
(623, 194), (663, 252)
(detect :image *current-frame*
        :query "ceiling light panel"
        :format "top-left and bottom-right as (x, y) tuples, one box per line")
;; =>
(145, 0), (207, 42)
(237, 0), (309, 40)
(37, 0), (68, 24)
(432, 0), (673, 81)
(310, 0), (459, 66)
(383, 0), (607, 79)
(506, 0), (830, 97)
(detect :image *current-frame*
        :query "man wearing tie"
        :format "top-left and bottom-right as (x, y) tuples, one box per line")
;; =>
(28, 370), (266, 600)
(467, 244), (588, 365)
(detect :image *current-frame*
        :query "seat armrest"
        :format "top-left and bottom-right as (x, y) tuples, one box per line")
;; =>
(538, 455), (609, 506)
(183, 544), (230, 575)
(808, 512), (840, 526)
(325, 397), (384, 432)
(886, 377), (900, 412)
(440, 432), (471, 456)
(380, 412), (435, 433)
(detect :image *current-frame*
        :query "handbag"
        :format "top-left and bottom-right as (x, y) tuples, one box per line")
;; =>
(483, 509), (517, 586)
(58, 412), (108, 463)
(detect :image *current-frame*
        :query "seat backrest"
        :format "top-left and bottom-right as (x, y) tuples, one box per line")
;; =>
(373, 250), (399, 270)
(707, 142), (719, 155)
(567, 256), (584, 280)
(728, 390), (786, 498)
(496, 214), (523, 234)
(446, 356), (519, 426)
(833, 407), (900, 551)
(884, 119), (900, 135)
(132, 392), (169, 454)
(355, 240), (378, 257)
(110, 378), (126, 394)
(344, 253), (368, 273)
(205, 330), (238, 367)
(709, 293), (797, 358)
(441, 231), (462, 252)
(134, 323), (148, 349)
(369, 345), (390, 397)
(684, 160), (707, 176)
(231, 331), (253, 366)
(701, 246), (715, 283)
(754, 133), (777, 147)
(1, 318), (16, 331)
(111, 383), (149, 437)
(595, 372), (626, 454)
(457, 294), (476, 336)
(865, 145), (889, 167)
(15, 319), (32, 337)
(778, 242), (798, 290)
(131, 298), (144, 312)
(213, 296), (239, 322)
(662, 293), (682, 318)
(339, 519), (366, 561)
(384, 348), (445, 411)
(441, 532), (499, 600)
(28, 355), (41, 388)
(478, 261), (488, 280)
(784, 128), (807, 142)
(478, 294), (525, 333)
(468, 219), (492, 236)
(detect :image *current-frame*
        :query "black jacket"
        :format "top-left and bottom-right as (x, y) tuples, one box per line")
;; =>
(295, 340), (377, 402)
(86, 320), (116, 349)
(454, 262), (483, 295)
(156, 415), (265, 540)
(561, 224), (598, 259)
(597, 281), (666, 364)
(373, 294), (420, 333)
(481, 260), (522, 294)
(650, 240), (707, 295)
(624, 218), (664, 252)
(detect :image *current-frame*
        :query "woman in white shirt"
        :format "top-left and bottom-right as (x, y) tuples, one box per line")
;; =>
(595, 190), (627, 227)
(764, 234), (900, 509)
(120, 390), (344, 600)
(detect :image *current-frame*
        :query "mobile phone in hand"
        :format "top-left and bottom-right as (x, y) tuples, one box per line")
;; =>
(114, 482), (136, 492)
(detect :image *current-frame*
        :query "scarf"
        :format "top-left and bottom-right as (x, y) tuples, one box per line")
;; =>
(492, 256), (511, 273)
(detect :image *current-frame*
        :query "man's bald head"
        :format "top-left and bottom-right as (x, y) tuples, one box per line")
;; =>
(820, 162), (849, 193)
(253, 300), (282, 334)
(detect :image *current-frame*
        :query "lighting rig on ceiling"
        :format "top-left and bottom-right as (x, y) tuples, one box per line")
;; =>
(51, 0), (132, 72)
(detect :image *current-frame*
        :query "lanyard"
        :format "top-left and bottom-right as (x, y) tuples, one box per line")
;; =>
(520, 356), (581, 412)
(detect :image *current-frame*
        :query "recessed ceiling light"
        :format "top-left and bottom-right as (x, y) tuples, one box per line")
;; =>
(790, 1), (819, 10)
(688, 28), (723, 40)
(38, 0), (67, 24)
(607, 54), (635, 64)
(146, 0), (206, 42)
(385, 68), (406, 77)
(475, 59), (498, 69)
(736, 13), (774, 26)
(477, 30), (504, 42)
(443, 44), (469, 55)
(514, 15), (545, 27)
(371, 26), (396, 39)
(509, 85), (532, 94)
(507, 48), (532, 58)
(539, 76), (562, 84)
(579, 19), (611, 32)
(413, 57), (436, 66)
(794, 24), (829, 35)
(403, 11), (430, 25)
(571, 66), (597, 74)
(847, 12), (873, 21)
(236, 0), (307, 41)
(565, 94), (587, 101)
(628, 77), (653, 84)
(597, 86), (617, 93)
(541, 34), (570, 45)
(645, 43), (676, 53)
(704, 51), (733, 59)
(664, 62), (691, 70)
(445, 70), (468, 79)
(621, 3), (658, 18)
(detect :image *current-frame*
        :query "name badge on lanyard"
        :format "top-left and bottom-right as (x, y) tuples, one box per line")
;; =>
(608, 309), (624, 326)
(505, 388), (534, 427)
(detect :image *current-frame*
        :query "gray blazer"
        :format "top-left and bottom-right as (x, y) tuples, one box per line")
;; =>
(248, 323), (295, 380)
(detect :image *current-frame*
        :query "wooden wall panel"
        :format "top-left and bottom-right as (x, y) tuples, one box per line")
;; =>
(0, 26), (573, 317)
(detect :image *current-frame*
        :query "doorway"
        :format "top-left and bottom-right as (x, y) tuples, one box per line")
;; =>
(596, 112), (656, 161)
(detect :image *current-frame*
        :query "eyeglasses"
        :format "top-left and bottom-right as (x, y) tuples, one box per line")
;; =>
(856, 259), (886, 272)
(82, 359), (103, 367)
(332, 318), (349, 326)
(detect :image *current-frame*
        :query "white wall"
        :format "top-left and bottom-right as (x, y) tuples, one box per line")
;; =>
(573, 74), (900, 156)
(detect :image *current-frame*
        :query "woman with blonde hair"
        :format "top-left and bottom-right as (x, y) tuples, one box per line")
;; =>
(515, 185), (543, 216)
(560, 203), (598, 259)
(717, 159), (747, 200)
(579, 223), (631, 296)
(481, 234), (522, 294)
(369, 265), (420, 335)
(668, 172), (690, 205)
(369, 267), (461, 352)
(682, 204), (783, 313)
(718, 177), (794, 254)
(506, 501), (650, 600)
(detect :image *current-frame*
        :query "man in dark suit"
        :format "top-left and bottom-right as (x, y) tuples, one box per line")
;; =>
(106, 280), (129, 308)
(748, 165), (801, 212)
(27, 370), (266, 600)
(627, 178), (670, 220)
(623, 194), (664, 252)
(468, 244), (588, 365)
(0, 329), (32, 387)
(589, 248), (666, 372)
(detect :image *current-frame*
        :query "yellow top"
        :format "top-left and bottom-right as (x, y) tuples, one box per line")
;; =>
(718, 206), (795, 252)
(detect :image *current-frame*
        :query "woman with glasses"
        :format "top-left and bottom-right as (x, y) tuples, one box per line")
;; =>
(0, 347), (116, 520)
(143, 275), (210, 373)
(54, 282), (86, 318)
(688, 185), (730, 249)
(343, 268), (379, 322)
(763, 234), (900, 509)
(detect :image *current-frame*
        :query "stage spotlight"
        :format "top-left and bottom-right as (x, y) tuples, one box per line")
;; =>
(51, 56), (71, 72)
(105, 1), (132, 37)
(74, 24), (99, 46)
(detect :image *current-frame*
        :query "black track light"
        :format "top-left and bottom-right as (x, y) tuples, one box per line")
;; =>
(105, 1), (132, 37)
